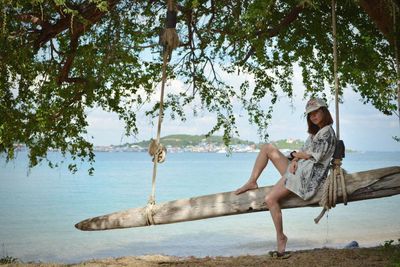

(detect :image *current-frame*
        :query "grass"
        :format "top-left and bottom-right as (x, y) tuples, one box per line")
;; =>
(382, 239), (400, 267)
(1, 244), (18, 265)
(0, 256), (18, 264)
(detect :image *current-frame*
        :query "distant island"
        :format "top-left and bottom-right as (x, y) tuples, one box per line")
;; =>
(94, 134), (305, 153)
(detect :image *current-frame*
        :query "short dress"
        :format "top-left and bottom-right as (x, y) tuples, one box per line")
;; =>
(285, 125), (336, 200)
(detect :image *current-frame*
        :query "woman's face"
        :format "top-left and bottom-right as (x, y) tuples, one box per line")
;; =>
(309, 108), (324, 128)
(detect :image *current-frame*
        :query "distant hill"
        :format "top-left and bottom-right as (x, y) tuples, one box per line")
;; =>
(101, 135), (359, 153)
(115, 134), (304, 150)
(271, 139), (304, 150)
(131, 134), (256, 148)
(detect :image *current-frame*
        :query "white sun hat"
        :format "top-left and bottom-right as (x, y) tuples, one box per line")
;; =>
(305, 98), (327, 114)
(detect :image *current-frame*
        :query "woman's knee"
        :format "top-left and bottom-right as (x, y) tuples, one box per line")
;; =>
(265, 194), (277, 209)
(265, 181), (289, 208)
(261, 143), (277, 155)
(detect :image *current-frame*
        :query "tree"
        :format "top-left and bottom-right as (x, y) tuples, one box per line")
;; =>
(0, 0), (399, 173)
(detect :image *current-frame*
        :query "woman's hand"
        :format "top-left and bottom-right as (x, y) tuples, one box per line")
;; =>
(293, 151), (312, 160)
(289, 160), (298, 174)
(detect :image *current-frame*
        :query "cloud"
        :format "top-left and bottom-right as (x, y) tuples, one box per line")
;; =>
(84, 63), (400, 151)
(85, 108), (127, 145)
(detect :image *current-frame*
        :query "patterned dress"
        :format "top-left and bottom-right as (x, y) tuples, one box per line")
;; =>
(285, 125), (336, 200)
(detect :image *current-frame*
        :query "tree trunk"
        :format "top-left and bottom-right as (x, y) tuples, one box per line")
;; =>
(359, 0), (398, 45)
(75, 166), (400, 231)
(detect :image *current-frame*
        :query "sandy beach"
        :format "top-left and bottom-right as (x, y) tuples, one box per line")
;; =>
(2, 244), (399, 267)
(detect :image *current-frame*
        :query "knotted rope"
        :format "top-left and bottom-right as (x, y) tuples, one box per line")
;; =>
(314, 158), (347, 224)
(159, 0), (179, 62)
(314, 0), (347, 224)
(145, 0), (179, 226)
(148, 139), (167, 164)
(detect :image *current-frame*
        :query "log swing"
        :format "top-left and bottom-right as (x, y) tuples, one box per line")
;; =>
(75, 0), (400, 231)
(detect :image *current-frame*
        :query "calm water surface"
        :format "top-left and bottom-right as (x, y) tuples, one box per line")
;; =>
(0, 151), (399, 263)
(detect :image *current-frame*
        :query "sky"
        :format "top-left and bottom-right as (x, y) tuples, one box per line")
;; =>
(85, 67), (400, 152)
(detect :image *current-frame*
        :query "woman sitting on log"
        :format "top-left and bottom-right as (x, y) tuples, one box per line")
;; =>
(235, 98), (337, 258)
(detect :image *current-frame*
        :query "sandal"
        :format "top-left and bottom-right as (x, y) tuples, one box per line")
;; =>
(268, 250), (292, 259)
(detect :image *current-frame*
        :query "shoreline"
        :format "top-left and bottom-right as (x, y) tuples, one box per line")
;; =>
(2, 152), (399, 266)
(3, 245), (399, 267)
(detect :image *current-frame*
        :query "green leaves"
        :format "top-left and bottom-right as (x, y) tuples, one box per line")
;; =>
(0, 0), (398, 174)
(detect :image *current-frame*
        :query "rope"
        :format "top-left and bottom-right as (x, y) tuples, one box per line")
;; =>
(317, 0), (399, 224)
(159, 0), (179, 62)
(148, 139), (167, 163)
(314, 159), (347, 224)
(314, 0), (348, 224)
(148, 51), (169, 206)
(393, 2), (400, 122)
(332, 0), (340, 140)
(144, 202), (156, 226)
(145, 0), (180, 226)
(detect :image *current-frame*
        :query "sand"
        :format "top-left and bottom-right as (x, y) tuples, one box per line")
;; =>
(2, 245), (400, 267)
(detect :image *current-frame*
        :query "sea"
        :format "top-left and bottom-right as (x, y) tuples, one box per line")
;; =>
(0, 150), (399, 263)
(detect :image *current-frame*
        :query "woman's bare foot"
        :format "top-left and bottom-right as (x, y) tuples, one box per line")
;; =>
(277, 234), (288, 254)
(235, 181), (258, 195)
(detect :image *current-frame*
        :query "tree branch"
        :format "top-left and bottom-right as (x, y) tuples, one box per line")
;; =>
(358, 0), (397, 46)
(16, 13), (46, 26)
(205, 0), (216, 29)
(33, 0), (120, 50)
(52, 89), (86, 120)
(28, 0), (121, 85)
(241, 4), (304, 65)
(264, 5), (304, 37)
(57, 34), (80, 85)
(395, 0), (400, 10)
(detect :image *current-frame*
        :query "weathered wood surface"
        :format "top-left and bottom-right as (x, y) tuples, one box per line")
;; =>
(75, 166), (400, 231)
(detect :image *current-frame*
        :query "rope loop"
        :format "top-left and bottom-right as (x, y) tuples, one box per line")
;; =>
(148, 139), (167, 163)
(145, 201), (156, 226)
(314, 159), (347, 224)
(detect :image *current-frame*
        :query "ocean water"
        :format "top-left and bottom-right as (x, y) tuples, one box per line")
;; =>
(0, 151), (399, 263)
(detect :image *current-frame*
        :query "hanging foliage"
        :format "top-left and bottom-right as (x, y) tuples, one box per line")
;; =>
(0, 0), (398, 173)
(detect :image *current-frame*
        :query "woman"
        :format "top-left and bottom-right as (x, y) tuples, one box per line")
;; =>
(235, 98), (336, 258)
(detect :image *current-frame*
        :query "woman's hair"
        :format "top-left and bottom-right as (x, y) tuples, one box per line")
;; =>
(307, 107), (334, 135)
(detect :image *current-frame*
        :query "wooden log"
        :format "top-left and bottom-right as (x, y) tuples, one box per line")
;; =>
(75, 166), (400, 231)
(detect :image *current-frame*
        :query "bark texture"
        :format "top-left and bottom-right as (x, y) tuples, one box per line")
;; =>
(75, 166), (400, 231)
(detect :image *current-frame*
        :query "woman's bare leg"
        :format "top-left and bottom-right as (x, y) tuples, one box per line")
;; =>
(265, 177), (292, 254)
(235, 144), (289, 195)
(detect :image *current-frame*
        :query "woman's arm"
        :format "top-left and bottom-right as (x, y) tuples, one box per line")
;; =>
(289, 151), (311, 174)
(292, 151), (312, 161)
